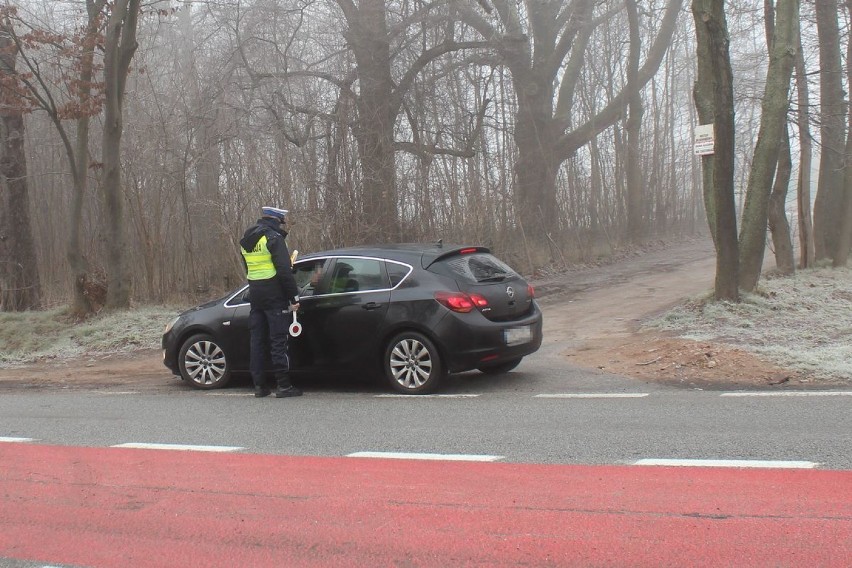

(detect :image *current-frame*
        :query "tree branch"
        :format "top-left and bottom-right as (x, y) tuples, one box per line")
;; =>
(390, 40), (490, 115)
(555, 0), (683, 158)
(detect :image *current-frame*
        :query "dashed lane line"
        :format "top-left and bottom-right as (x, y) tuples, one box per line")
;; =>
(633, 459), (819, 469)
(347, 451), (503, 462)
(111, 443), (245, 452)
(0, 437), (36, 443)
(205, 392), (254, 396)
(535, 393), (650, 399)
(374, 394), (481, 398)
(721, 391), (852, 397)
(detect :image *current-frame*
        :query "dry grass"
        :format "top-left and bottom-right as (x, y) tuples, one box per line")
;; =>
(647, 266), (852, 380)
(0, 305), (181, 366)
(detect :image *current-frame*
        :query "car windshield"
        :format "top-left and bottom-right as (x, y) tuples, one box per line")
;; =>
(440, 253), (519, 284)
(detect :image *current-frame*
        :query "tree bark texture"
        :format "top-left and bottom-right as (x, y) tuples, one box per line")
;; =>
(0, 22), (40, 310)
(692, 0), (738, 302)
(339, 0), (399, 242)
(813, 0), (846, 262)
(68, 0), (108, 317)
(834, 0), (852, 266)
(768, 125), (795, 275)
(794, 30), (815, 269)
(624, 0), (645, 243)
(100, 0), (140, 309)
(737, 0), (798, 291)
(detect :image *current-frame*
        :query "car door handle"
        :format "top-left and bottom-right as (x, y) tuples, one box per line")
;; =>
(362, 302), (383, 310)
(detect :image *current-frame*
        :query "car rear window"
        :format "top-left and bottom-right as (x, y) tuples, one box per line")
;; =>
(434, 253), (519, 284)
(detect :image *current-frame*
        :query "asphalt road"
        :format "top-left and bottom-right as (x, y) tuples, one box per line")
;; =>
(2, 333), (851, 567)
(1, 345), (850, 468)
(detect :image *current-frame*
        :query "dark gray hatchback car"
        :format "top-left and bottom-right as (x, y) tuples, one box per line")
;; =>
(162, 243), (543, 394)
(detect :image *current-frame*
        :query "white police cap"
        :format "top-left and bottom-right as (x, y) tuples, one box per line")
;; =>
(261, 206), (288, 220)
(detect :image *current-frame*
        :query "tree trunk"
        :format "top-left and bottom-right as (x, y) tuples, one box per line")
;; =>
(0, 22), (40, 311)
(100, 0), (140, 309)
(693, 0), (738, 302)
(513, 79), (560, 243)
(813, 0), (846, 262)
(625, 0), (645, 243)
(68, 0), (108, 317)
(343, 0), (399, 243)
(834, 0), (852, 267)
(768, 125), (795, 275)
(794, 30), (815, 268)
(737, 0), (798, 291)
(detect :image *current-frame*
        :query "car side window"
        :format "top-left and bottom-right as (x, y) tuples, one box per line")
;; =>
(329, 258), (389, 293)
(294, 259), (330, 296)
(386, 262), (412, 288)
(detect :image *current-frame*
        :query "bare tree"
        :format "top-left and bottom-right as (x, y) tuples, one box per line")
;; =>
(0, 2), (112, 314)
(835, 0), (852, 266)
(100, 0), (141, 309)
(455, 0), (683, 249)
(624, 0), (645, 242)
(693, 0), (738, 301)
(737, 0), (798, 291)
(812, 0), (846, 263)
(0, 14), (40, 310)
(794, 28), (814, 269)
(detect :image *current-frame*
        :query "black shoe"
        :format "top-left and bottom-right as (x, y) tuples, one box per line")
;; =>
(254, 387), (271, 398)
(274, 386), (303, 398)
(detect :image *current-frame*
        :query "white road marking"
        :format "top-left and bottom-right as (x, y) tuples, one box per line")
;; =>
(205, 392), (254, 396)
(347, 451), (503, 462)
(0, 437), (36, 443)
(535, 393), (649, 398)
(94, 391), (139, 395)
(633, 459), (819, 469)
(721, 391), (852, 397)
(111, 443), (244, 452)
(374, 394), (480, 398)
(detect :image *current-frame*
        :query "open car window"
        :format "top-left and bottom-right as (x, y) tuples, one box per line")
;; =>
(294, 258), (331, 297)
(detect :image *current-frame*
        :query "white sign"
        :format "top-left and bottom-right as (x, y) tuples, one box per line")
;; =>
(694, 123), (715, 156)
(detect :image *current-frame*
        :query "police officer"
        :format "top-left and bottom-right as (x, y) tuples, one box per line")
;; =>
(239, 206), (302, 398)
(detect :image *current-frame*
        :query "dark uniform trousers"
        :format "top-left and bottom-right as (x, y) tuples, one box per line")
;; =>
(249, 305), (290, 387)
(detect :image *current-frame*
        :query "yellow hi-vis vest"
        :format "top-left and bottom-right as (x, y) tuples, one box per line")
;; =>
(241, 235), (277, 280)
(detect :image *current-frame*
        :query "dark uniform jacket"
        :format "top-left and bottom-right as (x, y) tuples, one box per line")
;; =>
(239, 218), (300, 309)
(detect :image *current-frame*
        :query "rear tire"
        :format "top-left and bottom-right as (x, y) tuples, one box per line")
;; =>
(383, 331), (446, 394)
(178, 333), (232, 389)
(477, 357), (522, 375)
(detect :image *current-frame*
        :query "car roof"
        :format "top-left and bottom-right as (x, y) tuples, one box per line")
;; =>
(297, 243), (491, 268)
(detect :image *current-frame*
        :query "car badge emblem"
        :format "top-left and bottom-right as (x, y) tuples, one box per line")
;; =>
(506, 286), (515, 299)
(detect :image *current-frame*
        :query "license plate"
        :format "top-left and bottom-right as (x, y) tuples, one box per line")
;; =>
(504, 325), (532, 346)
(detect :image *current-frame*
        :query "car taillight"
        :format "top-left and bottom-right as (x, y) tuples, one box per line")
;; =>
(528, 284), (535, 298)
(435, 291), (476, 313)
(469, 293), (489, 308)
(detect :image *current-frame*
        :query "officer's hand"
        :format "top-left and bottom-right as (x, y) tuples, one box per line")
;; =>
(290, 302), (300, 312)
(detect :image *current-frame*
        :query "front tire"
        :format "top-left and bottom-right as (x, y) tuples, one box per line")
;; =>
(384, 331), (445, 394)
(178, 333), (232, 389)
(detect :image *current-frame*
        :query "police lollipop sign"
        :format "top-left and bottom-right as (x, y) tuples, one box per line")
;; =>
(289, 310), (302, 337)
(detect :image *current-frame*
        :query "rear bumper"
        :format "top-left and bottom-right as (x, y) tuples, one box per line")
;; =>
(435, 302), (544, 373)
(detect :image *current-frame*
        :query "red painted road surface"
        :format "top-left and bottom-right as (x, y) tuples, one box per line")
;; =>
(1, 444), (850, 567)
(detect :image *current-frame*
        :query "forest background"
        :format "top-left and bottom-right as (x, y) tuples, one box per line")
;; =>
(1, 0), (852, 318)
